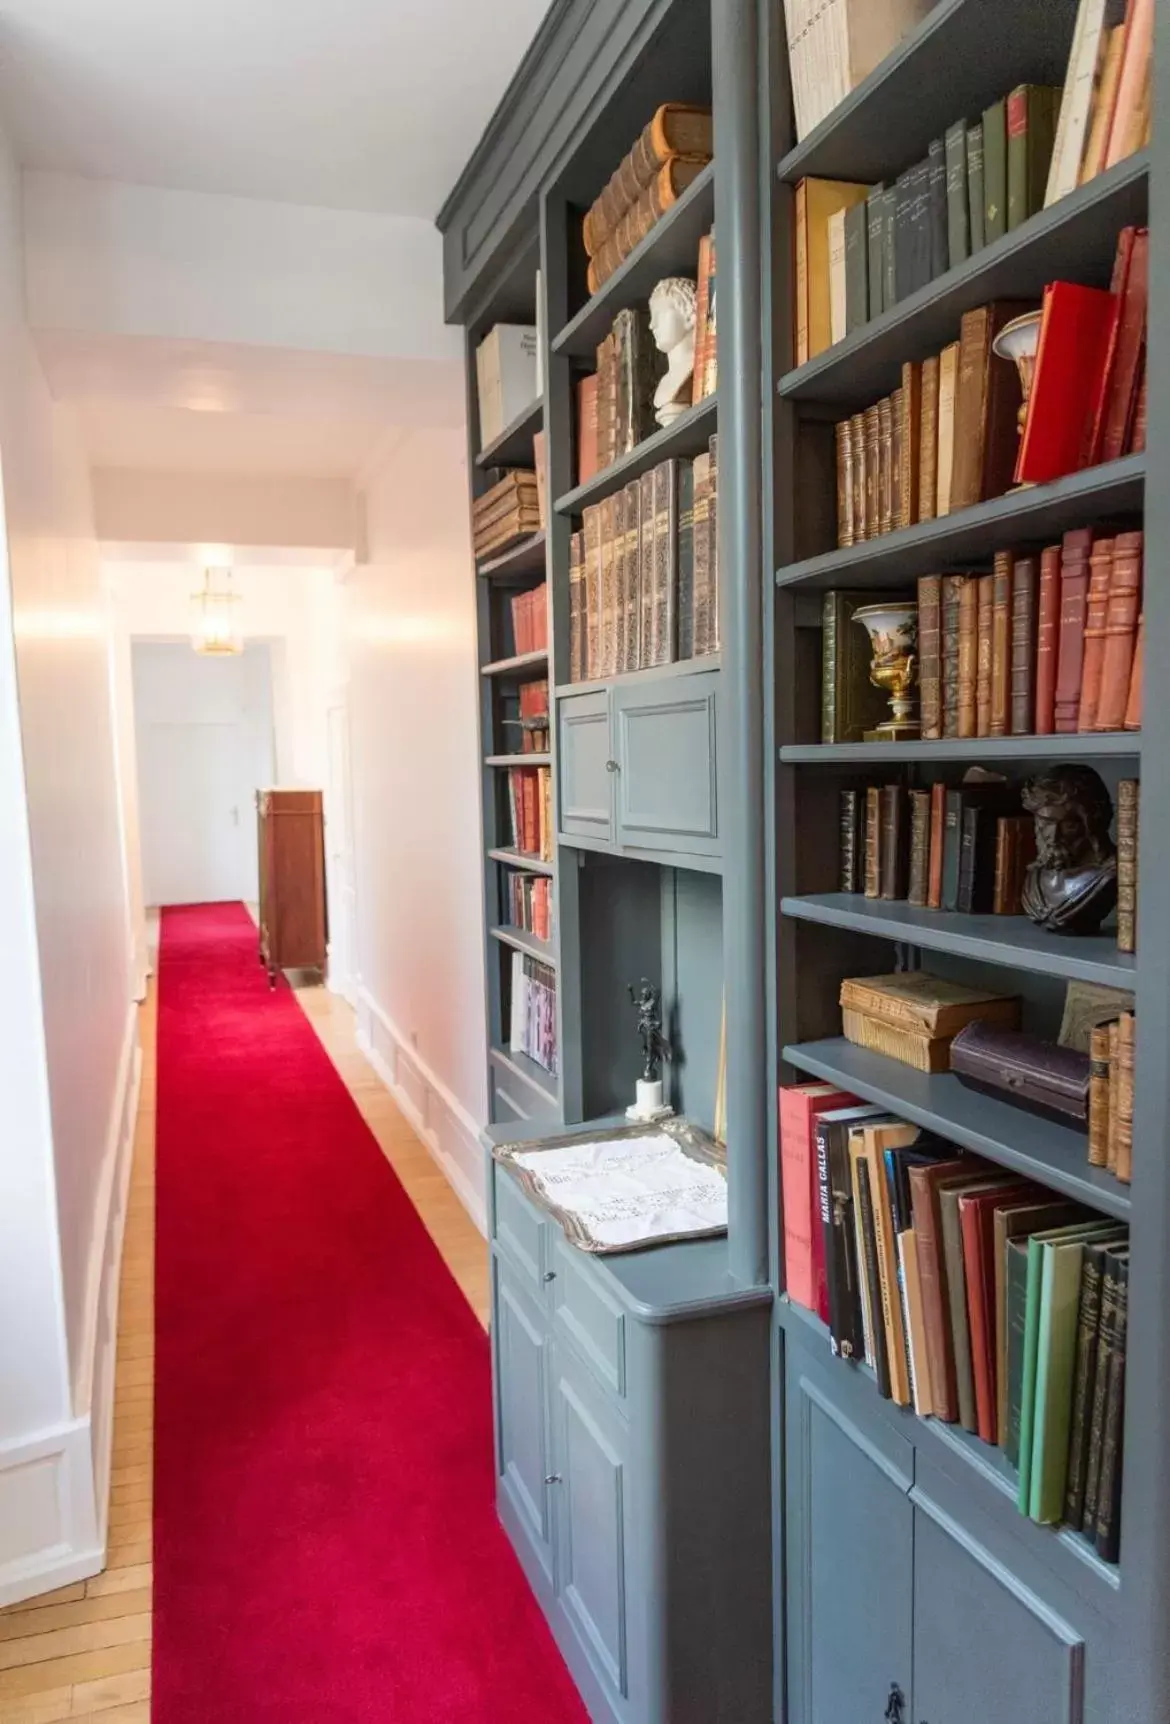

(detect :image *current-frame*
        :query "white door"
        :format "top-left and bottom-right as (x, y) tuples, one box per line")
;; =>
(133, 641), (275, 906)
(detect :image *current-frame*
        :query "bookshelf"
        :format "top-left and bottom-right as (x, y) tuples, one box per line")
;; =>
(766, 2), (1163, 1721)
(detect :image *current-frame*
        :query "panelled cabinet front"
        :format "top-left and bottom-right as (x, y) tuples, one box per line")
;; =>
(493, 1258), (556, 1587)
(559, 690), (614, 844)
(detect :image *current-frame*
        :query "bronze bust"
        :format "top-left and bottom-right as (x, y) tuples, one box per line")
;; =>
(1021, 765), (1117, 935)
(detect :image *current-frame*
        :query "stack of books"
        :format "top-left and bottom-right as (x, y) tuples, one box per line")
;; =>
(838, 970), (1020, 1073)
(504, 764), (552, 861)
(474, 471), (541, 560)
(582, 104), (712, 294)
(782, 0), (932, 144)
(568, 440), (719, 682)
(510, 584), (548, 655)
(475, 323), (538, 447)
(503, 872), (553, 943)
(779, 1083), (1130, 1561)
(1089, 1010), (1136, 1181)
(509, 951), (558, 1075)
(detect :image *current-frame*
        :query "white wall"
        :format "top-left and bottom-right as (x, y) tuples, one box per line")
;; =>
(347, 419), (488, 1225)
(0, 119), (136, 1603)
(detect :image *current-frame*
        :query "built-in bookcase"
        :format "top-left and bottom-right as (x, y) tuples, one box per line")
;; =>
(764, 1), (1165, 1719)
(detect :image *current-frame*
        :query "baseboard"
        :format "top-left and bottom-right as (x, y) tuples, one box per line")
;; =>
(355, 986), (486, 1235)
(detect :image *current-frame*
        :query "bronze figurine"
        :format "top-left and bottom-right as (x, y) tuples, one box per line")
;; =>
(1021, 765), (1117, 935)
(628, 979), (672, 1082)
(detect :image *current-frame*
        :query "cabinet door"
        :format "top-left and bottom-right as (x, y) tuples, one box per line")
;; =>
(911, 1500), (1086, 1724)
(785, 1352), (914, 1724)
(493, 1258), (555, 1586)
(613, 671), (719, 857)
(551, 1341), (631, 1707)
(559, 690), (614, 844)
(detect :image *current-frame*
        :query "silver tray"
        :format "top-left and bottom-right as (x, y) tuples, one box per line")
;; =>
(492, 1116), (728, 1254)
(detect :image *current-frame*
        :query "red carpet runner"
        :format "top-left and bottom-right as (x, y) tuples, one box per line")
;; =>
(153, 903), (586, 1722)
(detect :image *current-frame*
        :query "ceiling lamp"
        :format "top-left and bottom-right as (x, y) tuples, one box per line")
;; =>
(190, 567), (242, 655)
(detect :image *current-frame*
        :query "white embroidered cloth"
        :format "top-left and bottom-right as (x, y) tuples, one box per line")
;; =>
(510, 1134), (727, 1249)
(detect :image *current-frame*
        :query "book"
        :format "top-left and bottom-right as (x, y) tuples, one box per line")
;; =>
(707, 433), (719, 652)
(1010, 554), (1039, 734)
(647, 460), (678, 669)
(917, 574), (942, 739)
(863, 406), (881, 541)
(941, 572), (968, 738)
(863, 1119), (934, 1406)
(1094, 529), (1141, 730)
(944, 120), (970, 270)
(839, 972), (1019, 1039)
(1104, 0), (1153, 168)
(568, 530), (585, 682)
(879, 784), (908, 900)
(622, 478), (642, 672)
(878, 396), (894, 535)
(1115, 1011), (1135, 1184)
(1124, 612), (1142, 728)
(585, 104), (712, 249)
(1084, 1241), (1130, 1534)
(989, 551), (1013, 737)
(795, 179), (872, 364)
(612, 486), (628, 676)
(849, 412), (867, 540)
(637, 469), (655, 669)
(699, 237), (717, 399)
(866, 183), (887, 323)
(1077, 535), (1114, 732)
(783, 0), (934, 141)
(612, 307), (659, 459)
(1006, 84), (1060, 231)
(677, 461), (696, 659)
(1047, 0), (1114, 206)
(847, 1131), (878, 1371)
(475, 323), (538, 448)
(839, 790), (866, 893)
(957, 802), (1007, 914)
(1116, 778), (1138, 954)
(894, 159), (933, 303)
(918, 353), (941, 520)
(598, 494), (618, 677)
(692, 452), (713, 657)
(595, 331), (617, 470)
(907, 789), (931, 908)
(843, 200), (869, 335)
(995, 1198), (1082, 1448)
(835, 421), (855, 547)
(993, 815), (1036, 915)
(1107, 1018), (1121, 1173)
(982, 97), (1008, 243)
(1064, 1235), (1111, 1526)
(943, 784), (1018, 912)
(951, 301), (1028, 509)
(1081, 21), (1128, 183)
(779, 1083), (858, 1313)
(582, 504), (602, 678)
(816, 1106), (874, 1359)
(693, 231), (715, 405)
(576, 375), (600, 485)
(898, 361), (921, 526)
(890, 386), (904, 529)
(901, 1227), (932, 1415)
(966, 119), (986, 252)
(927, 782), (946, 910)
(1016, 282), (1118, 485)
(1035, 543), (1062, 733)
(1099, 228), (1148, 463)
(854, 1151), (892, 1396)
(927, 136), (948, 280)
(1053, 527), (1094, 732)
(935, 339), (959, 516)
(864, 786), (882, 899)
(941, 1174), (1006, 1434)
(956, 572), (978, 738)
(1088, 1022), (1113, 1168)
(960, 1179), (1034, 1443)
(1093, 1245), (1130, 1560)
(827, 208), (848, 346)
(908, 1158), (969, 1424)
(587, 156), (712, 292)
(881, 185), (898, 309)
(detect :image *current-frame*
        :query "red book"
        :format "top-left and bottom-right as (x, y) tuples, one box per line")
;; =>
(522, 770), (538, 852)
(1086, 226), (1138, 465)
(1034, 544), (1061, 734)
(778, 1083), (855, 1316)
(1124, 614), (1143, 730)
(1095, 529), (1143, 731)
(576, 374), (600, 484)
(1053, 528), (1094, 733)
(927, 782), (946, 909)
(1015, 282), (1118, 485)
(1100, 228), (1148, 463)
(1130, 363), (1148, 453)
(1077, 537), (1115, 732)
(960, 1182), (1035, 1445)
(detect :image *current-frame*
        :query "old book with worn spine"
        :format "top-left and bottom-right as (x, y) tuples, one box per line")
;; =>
(822, 588), (904, 743)
(1010, 555), (1039, 734)
(588, 156), (712, 292)
(840, 790), (866, 893)
(1107, 1019), (1121, 1172)
(613, 308), (658, 459)
(878, 397), (894, 535)
(975, 573), (994, 737)
(907, 789), (931, 907)
(1116, 1011), (1135, 1184)
(880, 784), (908, 900)
(1096, 529), (1142, 731)
(890, 387), (904, 528)
(568, 530), (585, 682)
(958, 805), (1002, 914)
(863, 406), (881, 538)
(795, 178), (871, 364)
(1100, 227), (1148, 462)
(864, 787), (882, 899)
(1064, 1237), (1109, 1531)
(599, 494), (619, 678)
(966, 118), (986, 250)
(586, 104), (712, 248)
(676, 460), (696, 660)
(1078, 537), (1115, 732)
(623, 479), (642, 671)
(691, 452), (712, 657)
(1054, 527), (1094, 731)
(849, 411), (867, 539)
(899, 362), (921, 526)
(638, 469), (656, 668)
(951, 302), (1028, 511)
(842, 1011), (949, 1074)
(1035, 543), (1062, 733)
(707, 434), (719, 652)
(1087, 1023), (1113, 1168)
(944, 119), (969, 269)
(835, 420), (855, 547)
(611, 487), (628, 676)
(1083, 1241), (1129, 1536)
(909, 1160), (969, 1425)
(928, 782), (946, 909)
(983, 97), (1008, 242)
(936, 340), (959, 516)
(1116, 778), (1138, 955)
(990, 551), (1013, 736)
(582, 504), (602, 680)
(840, 972), (1020, 1038)
(941, 573), (967, 738)
(1093, 1246), (1130, 1562)
(957, 574), (979, 738)
(918, 574), (942, 739)
(919, 354), (940, 520)
(1006, 83), (1060, 231)
(993, 815), (1036, 915)
(1125, 614), (1143, 728)
(595, 331), (617, 471)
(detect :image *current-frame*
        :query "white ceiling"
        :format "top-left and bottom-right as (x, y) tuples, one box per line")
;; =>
(0, 0), (549, 218)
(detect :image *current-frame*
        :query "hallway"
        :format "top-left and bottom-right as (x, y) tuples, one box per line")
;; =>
(0, 910), (521, 1722)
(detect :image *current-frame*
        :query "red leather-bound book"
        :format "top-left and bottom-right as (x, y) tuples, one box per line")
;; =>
(1095, 530), (1143, 731)
(1130, 364), (1148, 453)
(1053, 529), (1094, 733)
(1077, 538), (1115, 732)
(1100, 228), (1149, 463)
(1124, 614), (1143, 730)
(1085, 227), (1138, 466)
(1034, 544), (1061, 734)
(928, 781), (946, 909)
(960, 1182), (1036, 1446)
(778, 1084), (855, 1316)
(1015, 282), (1119, 485)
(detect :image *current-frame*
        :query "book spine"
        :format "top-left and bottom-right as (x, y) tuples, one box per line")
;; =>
(1116, 1012), (1135, 1185)
(983, 97), (1008, 242)
(890, 386), (904, 531)
(1093, 1252), (1129, 1563)
(918, 574), (942, 740)
(864, 786), (882, 899)
(1010, 554), (1038, 734)
(1054, 528), (1093, 732)
(691, 453), (712, 657)
(909, 1171), (958, 1423)
(1035, 543), (1061, 733)
(1006, 85), (1030, 231)
(856, 1159), (892, 1398)
(941, 573), (964, 738)
(1124, 612), (1143, 728)
(944, 119), (969, 270)
(568, 531), (584, 682)
(956, 807), (981, 914)
(918, 354), (940, 521)
(839, 790), (863, 893)
(863, 406), (881, 539)
(936, 338), (959, 515)
(906, 790), (930, 908)
(794, 180), (810, 366)
(966, 119), (985, 251)
(1116, 778), (1138, 955)
(881, 186), (898, 310)
(850, 412), (867, 541)
(941, 790), (964, 912)
(879, 784), (907, 901)
(778, 1087), (819, 1311)
(957, 574), (978, 738)
(1078, 536), (1115, 732)
(899, 361), (921, 527)
(975, 572), (994, 738)
(960, 1198), (997, 1444)
(835, 420), (855, 548)
(693, 233), (712, 405)
(821, 591), (839, 742)
(1101, 228), (1149, 461)
(989, 550), (1013, 736)
(927, 781), (946, 909)
(676, 461), (695, 660)
(844, 200), (868, 334)
(1088, 1023), (1113, 1168)
(1084, 1247), (1124, 1532)
(1095, 529), (1143, 731)
(840, 1011), (949, 1076)
(949, 305), (988, 514)
(866, 183), (886, 322)
(927, 136), (948, 279)
(1064, 1243), (1106, 1529)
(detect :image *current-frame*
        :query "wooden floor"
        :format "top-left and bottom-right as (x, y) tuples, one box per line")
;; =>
(0, 969), (489, 1722)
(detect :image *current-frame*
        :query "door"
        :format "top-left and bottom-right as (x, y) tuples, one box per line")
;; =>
(559, 689), (614, 844)
(613, 671), (719, 857)
(493, 1257), (556, 1586)
(551, 1340), (631, 1706)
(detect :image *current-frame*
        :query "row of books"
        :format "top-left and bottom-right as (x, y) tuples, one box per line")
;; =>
(837, 968), (1019, 1076)
(502, 873), (553, 944)
(583, 103), (712, 295)
(504, 680), (549, 756)
(503, 765), (552, 862)
(839, 774), (1139, 952)
(780, 1081), (1128, 1561)
(509, 584), (548, 656)
(782, 0), (930, 144)
(1089, 1011), (1135, 1181)
(568, 443), (719, 683)
(474, 470), (541, 561)
(508, 950), (558, 1076)
(474, 322), (538, 449)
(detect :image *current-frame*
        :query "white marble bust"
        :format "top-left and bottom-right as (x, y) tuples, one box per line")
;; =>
(649, 276), (697, 428)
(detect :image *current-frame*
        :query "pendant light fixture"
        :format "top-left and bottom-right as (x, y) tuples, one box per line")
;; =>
(190, 566), (243, 655)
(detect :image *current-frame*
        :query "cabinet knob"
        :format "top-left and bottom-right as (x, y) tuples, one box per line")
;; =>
(544, 1473), (563, 1485)
(542, 1269), (557, 1283)
(605, 758), (620, 772)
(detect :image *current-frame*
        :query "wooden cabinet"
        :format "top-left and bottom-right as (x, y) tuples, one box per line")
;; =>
(256, 789), (326, 981)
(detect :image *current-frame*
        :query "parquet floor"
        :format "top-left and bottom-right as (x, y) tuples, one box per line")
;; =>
(0, 964), (489, 1722)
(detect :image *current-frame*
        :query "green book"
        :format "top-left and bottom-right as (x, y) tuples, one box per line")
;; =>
(1006, 84), (1061, 233)
(844, 200), (869, 333)
(1030, 1238), (1093, 1523)
(866, 184), (887, 321)
(944, 119), (970, 271)
(982, 97), (1007, 245)
(966, 119), (985, 252)
(1005, 1238), (1031, 1469)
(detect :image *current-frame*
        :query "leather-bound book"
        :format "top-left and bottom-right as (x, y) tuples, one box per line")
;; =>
(1077, 537), (1115, 732)
(1115, 1012), (1135, 1185)
(936, 340), (959, 516)
(613, 307), (658, 458)
(890, 386), (904, 529)
(1116, 778), (1139, 954)
(1093, 1247), (1129, 1565)
(951, 302), (1028, 509)
(1105, 0), (1153, 167)
(595, 331), (617, 470)
(623, 477), (642, 671)
(599, 494), (619, 677)
(1124, 615), (1143, 729)
(1100, 228), (1149, 462)
(1095, 529), (1143, 731)
(691, 452), (713, 657)
(1010, 555), (1038, 734)
(918, 354), (940, 520)
(907, 789), (931, 907)
(866, 183), (886, 321)
(1084, 1242), (1130, 1537)
(611, 487), (629, 676)
(588, 104), (712, 243)
(918, 574), (942, 739)
(958, 804), (1002, 914)
(676, 461), (695, 659)
(693, 231), (713, 402)
(1006, 84), (1060, 231)
(568, 530), (585, 682)
(835, 420), (855, 546)
(982, 97), (1008, 243)
(908, 1159), (969, 1425)
(989, 550), (1013, 736)
(899, 361), (921, 526)
(878, 396), (894, 535)
(941, 573), (967, 738)
(944, 120), (970, 270)
(880, 784), (908, 900)
(844, 201), (869, 334)
(1053, 528), (1094, 731)
(839, 790), (866, 893)
(1065, 1241), (1109, 1530)
(863, 406), (882, 537)
(582, 504), (602, 679)
(638, 469), (655, 669)
(957, 574), (978, 738)
(927, 782), (946, 908)
(577, 374), (600, 485)
(993, 814), (1036, 914)
(975, 573), (994, 737)
(1107, 1019), (1121, 1172)
(1035, 543), (1062, 733)
(1087, 1025), (1113, 1168)
(1016, 282), (1118, 484)
(1079, 23), (1127, 187)
(1130, 365), (1147, 453)
(943, 784), (1018, 912)
(960, 1181), (1035, 1445)
(588, 157), (712, 291)
(864, 786), (882, 899)
(822, 589), (906, 742)
(966, 119), (985, 251)
(850, 411), (867, 539)
(1084, 226), (1138, 467)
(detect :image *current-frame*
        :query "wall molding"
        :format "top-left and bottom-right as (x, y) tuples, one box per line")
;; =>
(355, 985), (486, 1235)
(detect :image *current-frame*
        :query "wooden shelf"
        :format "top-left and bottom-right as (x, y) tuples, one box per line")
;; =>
(557, 652), (719, 699)
(780, 732), (1141, 765)
(781, 893), (1136, 990)
(555, 395), (717, 515)
(779, 153), (1148, 410)
(552, 163), (715, 358)
(481, 648), (548, 678)
(487, 847), (555, 876)
(490, 1043), (559, 1101)
(476, 398), (543, 468)
(490, 924), (558, 965)
(776, 0), (1078, 186)
(782, 1037), (1130, 1220)
(775, 457), (1144, 592)
(477, 532), (547, 580)
(485, 752), (551, 767)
